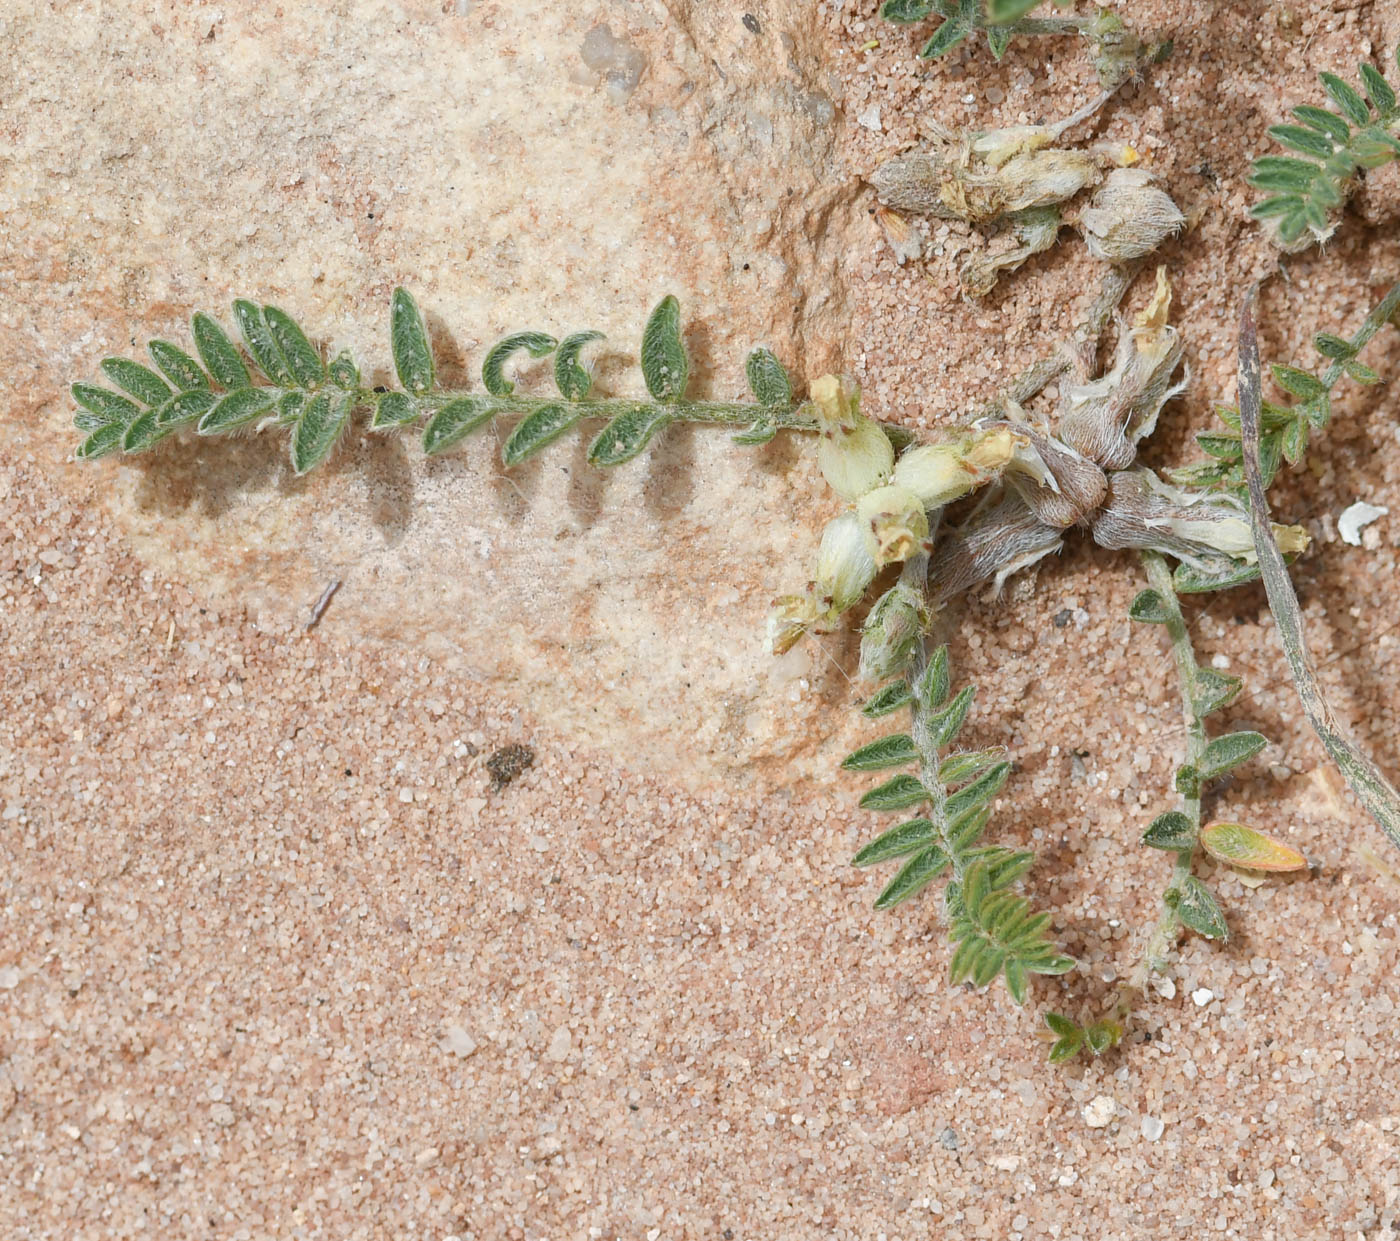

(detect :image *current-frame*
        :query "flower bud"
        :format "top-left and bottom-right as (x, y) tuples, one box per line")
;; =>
(814, 511), (879, 614)
(892, 428), (1017, 509)
(1076, 168), (1185, 263)
(810, 374), (894, 500)
(856, 485), (930, 567)
(859, 582), (928, 682)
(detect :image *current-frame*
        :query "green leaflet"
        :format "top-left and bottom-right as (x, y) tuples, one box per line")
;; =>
(100, 357), (171, 408)
(927, 684), (975, 748)
(1168, 875), (1228, 940)
(939, 748), (1006, 787)
(985, 0), (1040, 21)
(944, 762), (1010, 822)
(1128, 589), (1171, 624)
(262, 305), (327, 389)
(861, 681), (913, 718)
(1199, 730), (1267, 782)
(1173, 559), (1261, 594)
(192, 312), (251, 389)
(72, 382), (140, 427)
(197, 387), (276, 434)
(291, 390), (353, 474)
(853, 818), (937, 867)
(1193, 667), (1242, 717)
(390, 287), (435, 395)
(121, 410), (171, 454)
(921, 2), (974, 59)
(1141, 810), (1196, 851)
(554, 330), (604, 401)
(745, 347), (792, 408)
(859, 773), (929, 812)
(275, 391), (307, 426)
(732, 419), (777, 446)
(482, 331), (557, 397)
(916, 645), (950, 707)
(878, 0), (933, 21)
(873, 846), (950, 910)
(639, 295), (688, 402)
(155, 389), (218, 428)
(77, 422), (126, 460)
(233, 300), (295, 387)
(842, 734), (919, 772)
(422, 396), (497, 455)
(502, 403), (581, 466)
(371, 391), (418, 430)
(148, 340), (209, 391)
(587, 406), (672, 466)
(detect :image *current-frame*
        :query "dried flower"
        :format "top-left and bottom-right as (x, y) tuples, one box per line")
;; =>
(1057, 267), (1186, 470)
(856, 484), (930, 566)
(1002, 425), (1109, 528)
(1076, 168), (1185, 263)
(860, 581), (928, 682)
(810, 374), (894, 500)
(1090, 469), (1310, 566)
(960, 207), (1064, 297)
(928, 495), (1066, 609)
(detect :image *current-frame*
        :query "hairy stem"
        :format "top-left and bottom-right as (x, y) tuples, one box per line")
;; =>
(1128, 550), (1207, 992)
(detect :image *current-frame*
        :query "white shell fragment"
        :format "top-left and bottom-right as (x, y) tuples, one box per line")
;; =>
(1338, 501), (1389, 546)
(1082, 1095), (1116, 1128)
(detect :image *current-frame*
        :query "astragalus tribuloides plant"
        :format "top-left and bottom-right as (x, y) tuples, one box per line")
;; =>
(61, 26), (1400, 1069)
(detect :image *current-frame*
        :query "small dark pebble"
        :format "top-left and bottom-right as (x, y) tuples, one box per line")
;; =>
(1053, 608), (1073, 628)
(742, 13), (761, 34)
(486, 743), (535, 791)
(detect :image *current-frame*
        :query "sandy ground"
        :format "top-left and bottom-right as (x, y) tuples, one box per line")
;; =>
(5, 1), (1400, 1238)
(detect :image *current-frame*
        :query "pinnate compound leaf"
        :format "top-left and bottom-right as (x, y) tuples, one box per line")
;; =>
(100, 358), (171, 408)
(198, 387), (276, 434)
(72, 383), (140, 427)
(192, 312), (251, 389)
(587, 406), (672, 466)
(233, 300), (295, 386)
(853, 818), (936, 867)
(878, 0), (934, 20)
(1200, 822), (1307, 872)
(1200, 730), (1267, 781)
(639, 295), (688, 402)
(483, 332), (557, 397)
(371, 391), (418, 430)
(842, 734), (919, 772)
(422, 396), (497, 455)
(745, 347), (792, 407)
(862, 681), (913, 718)
(1168, 875), (1228, 940)
(1141, 810), (1196, 851)
(262, 305), (327, 389)
(1128, 589), (1171, 624)
(77, 422), (126, 460)
(291, 390), (353, 474)
(390, 288), (435, 395)
(148, 340), (209, 391)
(502, 402), (582, 466)
(859, 773), (929, 812)
(928, 684), (975, 749)
(873, 845), (950, 909)
(554, 330), (604, 401)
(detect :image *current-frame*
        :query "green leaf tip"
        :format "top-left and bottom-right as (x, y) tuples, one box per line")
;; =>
(842, 734), (919, 772)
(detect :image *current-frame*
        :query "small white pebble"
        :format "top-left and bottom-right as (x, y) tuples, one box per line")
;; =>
(1082, 1095), (1116, 1128)
(856, 104), (882, 132)
(546, 1024), (572, 1062)
(398, 788), (414, 803)
(1141, 1115), (1165, 1141)
(442, 1024), (478, 1058)
(0, 965), (19, 989)
(1338, 500), (1388, 546)
(1153, 976), (1176, 1000)
(1192, 987), (1214, 1007)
